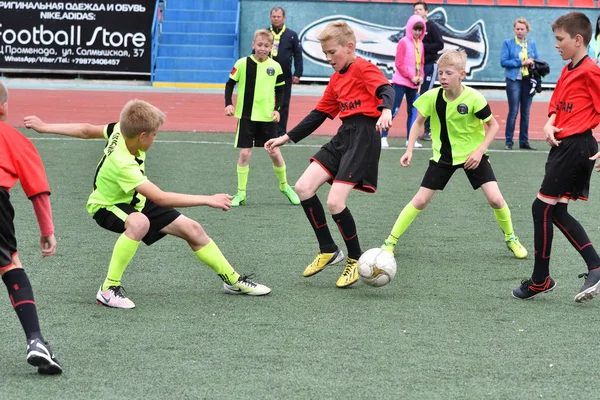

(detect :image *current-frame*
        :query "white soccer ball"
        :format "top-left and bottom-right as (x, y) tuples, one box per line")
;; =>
(357, 248), (397, 287)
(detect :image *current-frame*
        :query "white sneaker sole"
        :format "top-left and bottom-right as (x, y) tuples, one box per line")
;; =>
(27, 351), (62, 374)
(574, 280), (600, 303)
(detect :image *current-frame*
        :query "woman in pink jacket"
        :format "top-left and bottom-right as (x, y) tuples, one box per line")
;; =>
(381, 15), (426, 148)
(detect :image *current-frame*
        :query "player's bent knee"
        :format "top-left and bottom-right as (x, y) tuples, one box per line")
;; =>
(293, 181), (314, 200)
(125, 213), (150, 238)
(326, 198), (345, 214)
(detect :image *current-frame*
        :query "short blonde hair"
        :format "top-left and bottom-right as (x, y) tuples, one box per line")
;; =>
(317, 20), (356, 46)
(437, 49), (467, 71)
(0, 81), (7, 104)
(254, 28), (273, 43)
(119, 99), (165, 139)
(513, 18), (531, 32)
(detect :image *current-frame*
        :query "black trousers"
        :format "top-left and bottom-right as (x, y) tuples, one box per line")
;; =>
(277, 77), (293, 136)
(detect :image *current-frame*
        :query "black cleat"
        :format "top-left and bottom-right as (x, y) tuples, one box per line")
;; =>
(512, 276), (556, 299)
(574, 267), (600, 303)
(26, 338), (63, 375)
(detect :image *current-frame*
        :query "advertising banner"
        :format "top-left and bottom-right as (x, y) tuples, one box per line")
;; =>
(241, 1), (598, 84)
(0, 1), (155, 74)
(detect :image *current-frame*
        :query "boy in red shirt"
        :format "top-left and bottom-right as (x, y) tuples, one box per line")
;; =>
(265, 20), (394, 288)
(0, 82), (62, 374)
(513, 12), (600, 302)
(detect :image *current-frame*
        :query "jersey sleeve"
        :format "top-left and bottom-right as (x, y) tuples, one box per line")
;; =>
(104, 122), (118, 140)
(229, 58), (244, 82)
(14, 134), (51, 198)
(362, 61), (390, 96)
(472, 91), (492, 122)
(275, 62), (285, 87)
(413, 89), (435, 118)
(588, 65), (600, 114)
(315, 82), (339, 119)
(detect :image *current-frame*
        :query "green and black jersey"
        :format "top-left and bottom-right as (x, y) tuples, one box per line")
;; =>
(415, 86), (492, 165)
(86, 123), (148, 216)
(229, 55), (284, 122)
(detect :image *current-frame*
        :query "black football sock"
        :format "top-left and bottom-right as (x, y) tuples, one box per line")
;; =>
(301, 195), (337, 253)
(532, 198), (555, 283)
(2, 269), (43, 341)
(553, 203), (600, 271)
(332, 207), (361, 260)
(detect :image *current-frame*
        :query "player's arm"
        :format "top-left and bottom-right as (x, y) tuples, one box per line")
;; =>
(30, 193), (56, 257)
(224, 78), (237, 116)
(375, 84), (394, 133)
(402, 112), (426, 167)
(464, 113), (497, 170)
(543, 114), (561, 147)
(135, 181), (232, 211)
(23, 116), (105, 139)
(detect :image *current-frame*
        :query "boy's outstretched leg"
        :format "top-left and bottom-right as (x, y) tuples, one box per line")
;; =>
(481, 182), (527, 259)
(512, 198), (557, 299)
(165, 215), (270, 295)
(382, 202), (422, 254)
(552, 203), (600, 302)
(269, 149), (300, 205)
(2, 267), (62, 374)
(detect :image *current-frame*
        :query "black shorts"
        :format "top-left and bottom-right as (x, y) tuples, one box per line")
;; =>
(310, 114), (381, 193)
(0, 188), (17, 270)
(539, 130), (597, 201)
(421, 155), (496, 190)
(92, 200), (181, 245)
(234, 118), (278, 148)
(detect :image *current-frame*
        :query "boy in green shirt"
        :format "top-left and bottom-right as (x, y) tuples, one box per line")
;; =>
(225, 29), (300, 207)
(24, 100), (271, 309)
(382, 50), (528, 259)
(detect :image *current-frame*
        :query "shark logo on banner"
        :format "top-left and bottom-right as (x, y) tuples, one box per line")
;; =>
(299, 8), (488, 79)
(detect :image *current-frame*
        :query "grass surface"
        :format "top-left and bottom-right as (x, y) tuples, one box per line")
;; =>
(2, 132), (599, 399)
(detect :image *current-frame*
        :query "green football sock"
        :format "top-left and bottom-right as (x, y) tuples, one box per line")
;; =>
(385, 202), (422, 246)
(194, 240), (240, 285)
(102, 234), (140, 291)
(273, 164), (288, 191)
(237, 165), (249, 193)
(493, 203), (515, 240)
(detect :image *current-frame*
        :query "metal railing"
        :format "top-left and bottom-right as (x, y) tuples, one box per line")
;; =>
(150, 0), (163, 84)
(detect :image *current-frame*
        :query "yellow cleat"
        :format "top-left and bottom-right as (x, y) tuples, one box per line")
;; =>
(232, 192), (246, 207)
(336, 257), (359, 288)
(506, 236), (528, 259)
(303, 249), (345, 277)
(280, 185), (301, 205)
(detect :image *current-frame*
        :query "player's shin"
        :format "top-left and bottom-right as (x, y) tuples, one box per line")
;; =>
(2, 269), (42, 340)
(383, 202), (421, 251)
(194, 240), (239, 285)
(103, 234), (140, 291)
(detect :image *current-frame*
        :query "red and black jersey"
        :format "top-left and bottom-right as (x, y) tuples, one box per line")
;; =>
(0, 121), (50, 197)
(548, 56), (600, 139)
(316, 57), (389, 119)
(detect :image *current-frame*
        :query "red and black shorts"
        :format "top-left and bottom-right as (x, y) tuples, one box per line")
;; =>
(420, 155), (496, 190)
(539, 130), (597, 201)
(0, 188), (18, 270)
(310, 114), (381, 193)
(234, 118), (278, 148)
(92, 200), (181, 245)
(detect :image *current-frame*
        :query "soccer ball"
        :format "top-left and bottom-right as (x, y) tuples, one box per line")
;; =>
(357, 248), (397, 287)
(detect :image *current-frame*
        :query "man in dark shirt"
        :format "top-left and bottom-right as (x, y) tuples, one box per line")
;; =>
(414, 1), (444, 141)
(268, 7), (303, 136)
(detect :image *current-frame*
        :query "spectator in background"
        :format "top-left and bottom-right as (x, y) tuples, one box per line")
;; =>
(500, 18), (539, 151)
(381, 15), (426, 149)
(588, 15), (599, 65)
(268, 7), (303, 136)
(413, 1), (444, 142)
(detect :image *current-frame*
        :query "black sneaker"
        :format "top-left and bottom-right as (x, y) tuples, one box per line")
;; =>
(512, 276), (556, 299)
(574, 267), (600, 303)
(26, 338), (63, 375)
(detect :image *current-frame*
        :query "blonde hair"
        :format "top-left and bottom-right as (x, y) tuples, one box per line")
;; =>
(119, 99), (165, 138)
(513, 18), (531, 32)
(437, 49), (467, 71)
(254, 28), (273, 43)
(317, 20), (356, 46)
(0, 81), (7, 104)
